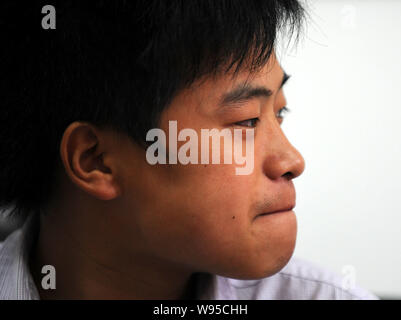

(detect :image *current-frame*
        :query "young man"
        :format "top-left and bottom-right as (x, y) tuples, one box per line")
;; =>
(0, 1), (378, 299)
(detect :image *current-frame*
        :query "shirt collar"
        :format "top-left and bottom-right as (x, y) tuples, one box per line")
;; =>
(0, 214), (40, 300)
(195, 272), (238, 299)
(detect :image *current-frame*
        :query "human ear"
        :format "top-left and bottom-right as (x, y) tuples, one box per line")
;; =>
(59, 122), (122, 200)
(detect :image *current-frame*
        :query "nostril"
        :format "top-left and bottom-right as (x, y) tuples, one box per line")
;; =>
(282, 172), (293, 180)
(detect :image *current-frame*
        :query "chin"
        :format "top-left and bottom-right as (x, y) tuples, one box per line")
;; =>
(209, 215), (298, 280)
(256, 245), (296, 279)
(235, 231), (297, 280)
(220, 241), (296, 281)
(266, 249), (295, 276)
(263, 237), (297, 277)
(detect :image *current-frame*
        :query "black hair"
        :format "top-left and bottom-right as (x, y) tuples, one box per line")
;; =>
(0, 0), (306, 216)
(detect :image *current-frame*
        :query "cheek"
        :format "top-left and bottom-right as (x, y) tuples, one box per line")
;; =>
(131, 163), (256, 262)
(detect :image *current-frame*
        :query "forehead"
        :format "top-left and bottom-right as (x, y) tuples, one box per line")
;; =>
(161, 53), (284, 122)
(175, 54), (284, 110)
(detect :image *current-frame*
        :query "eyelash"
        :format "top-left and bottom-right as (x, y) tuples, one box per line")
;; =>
(234, 106), (290, 128)
(235, 118), (259, 128)
(277, 106), (290, 119)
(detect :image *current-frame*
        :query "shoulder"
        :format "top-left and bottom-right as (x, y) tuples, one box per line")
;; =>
(224, 256), (379, 300)
(0, 215), (40, 300)
(0, 226), (25, 273)
(0, 228), (24, 299)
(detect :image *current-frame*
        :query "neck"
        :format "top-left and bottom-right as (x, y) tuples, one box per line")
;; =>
(30, 210), (197, 300)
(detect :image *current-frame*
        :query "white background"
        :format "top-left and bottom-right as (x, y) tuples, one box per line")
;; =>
(278, 0), (401, 297)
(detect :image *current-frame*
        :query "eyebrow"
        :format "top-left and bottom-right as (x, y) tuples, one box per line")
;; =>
(220, 71), (290, 107)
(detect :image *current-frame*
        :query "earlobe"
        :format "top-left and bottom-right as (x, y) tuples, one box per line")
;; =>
(60, 122), (122, 201)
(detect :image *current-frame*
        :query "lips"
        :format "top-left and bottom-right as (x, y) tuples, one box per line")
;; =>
(254, 200), (295, 219)
(254, 183), (297, 219)
(257, 205), (294, 217)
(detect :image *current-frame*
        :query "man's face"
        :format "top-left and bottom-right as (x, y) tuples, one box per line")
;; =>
(118, 53), (305, 279)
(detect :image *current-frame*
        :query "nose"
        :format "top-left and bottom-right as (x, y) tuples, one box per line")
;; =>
(262, 124), (305, 181)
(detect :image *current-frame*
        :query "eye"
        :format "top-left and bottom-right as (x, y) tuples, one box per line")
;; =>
(234, 118), (259, 128)
(276, 106), (290, 119)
